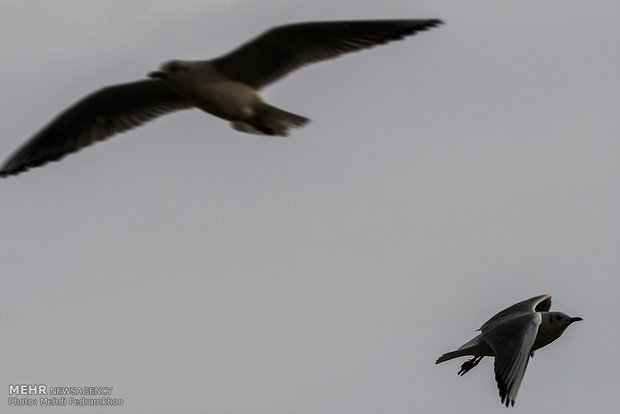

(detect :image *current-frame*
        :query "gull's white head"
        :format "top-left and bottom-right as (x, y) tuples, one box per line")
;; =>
(148, 60), (194, 80)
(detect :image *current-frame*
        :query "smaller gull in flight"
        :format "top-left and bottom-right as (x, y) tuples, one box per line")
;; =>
(0, 19), (442, 177)
(435, 294), (582, 407)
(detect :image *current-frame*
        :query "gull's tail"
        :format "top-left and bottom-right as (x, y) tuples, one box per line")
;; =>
(436, 349), (471, 364)
(231, 104), (309, 136)
(436, 335), (487, 364)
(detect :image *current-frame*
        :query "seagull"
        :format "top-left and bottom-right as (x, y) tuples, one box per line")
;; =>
(0, 19), (442, 177)
(435, 294), (582, 407)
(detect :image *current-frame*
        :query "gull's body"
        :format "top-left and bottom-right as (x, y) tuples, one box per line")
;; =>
(0, 19), (442, 177)
(435, 294), (582, 407)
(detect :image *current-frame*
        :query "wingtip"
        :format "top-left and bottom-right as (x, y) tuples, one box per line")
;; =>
(417, 19), (444, 33)
(0, 165), (17, 178)
(499, 386), (515, 407)
(414, 19), (444, 29)
(1, 168), (26, 178)
(0, 157), (59, 178)
(1, 161), (38, 178)
(417, 19), (443, 29)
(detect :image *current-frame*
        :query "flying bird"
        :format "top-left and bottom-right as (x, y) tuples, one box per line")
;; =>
(0, 19), (442, 177)
(435, 294), (582, 407)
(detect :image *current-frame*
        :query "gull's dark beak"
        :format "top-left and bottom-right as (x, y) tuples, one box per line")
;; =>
(568, 317), (583, 323)
(148, 71), (168, 79)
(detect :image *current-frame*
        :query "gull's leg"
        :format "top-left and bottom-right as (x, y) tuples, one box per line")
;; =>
(458, 355), (483, 376)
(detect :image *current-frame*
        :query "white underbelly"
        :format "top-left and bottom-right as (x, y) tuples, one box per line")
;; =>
(186, 81), (261, 121)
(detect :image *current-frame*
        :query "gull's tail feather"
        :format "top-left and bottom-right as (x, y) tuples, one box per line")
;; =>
(231, 104), (309, 136)
(436, 349), (470, 364)
(436, 335), (486, 364)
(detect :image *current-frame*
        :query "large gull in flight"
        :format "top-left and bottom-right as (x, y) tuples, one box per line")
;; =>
(0, 19), (442, 177)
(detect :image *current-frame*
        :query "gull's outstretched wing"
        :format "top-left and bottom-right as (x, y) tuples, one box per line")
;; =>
(211, 19), (443, 89)
(482, 312), (541, 407)
(1, 80), (191, 177)
(479, 294), (552, 331)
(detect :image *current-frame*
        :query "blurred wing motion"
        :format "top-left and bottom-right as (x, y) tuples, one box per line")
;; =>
(212, 19), (443, 89)
(0, 80), (190, 177)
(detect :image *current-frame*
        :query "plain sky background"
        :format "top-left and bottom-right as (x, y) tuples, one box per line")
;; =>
(1, 1), (618, 413)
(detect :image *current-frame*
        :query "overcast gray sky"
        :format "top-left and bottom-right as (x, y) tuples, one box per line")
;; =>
(1, 1), (618, 413)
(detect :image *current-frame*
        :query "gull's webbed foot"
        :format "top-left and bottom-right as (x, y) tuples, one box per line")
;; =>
(458, 355), (483, 376)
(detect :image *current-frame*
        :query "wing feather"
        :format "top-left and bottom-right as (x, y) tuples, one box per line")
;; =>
(0, 80), (191, 177)
(483, 312), (541, 407)
(211, 19), (443, 89)
(479, 294), (551, 331)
